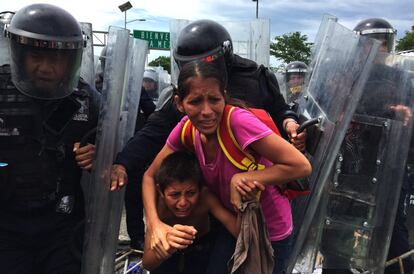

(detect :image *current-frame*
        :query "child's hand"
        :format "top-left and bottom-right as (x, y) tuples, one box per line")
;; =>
(166, 224), (197, 251)
(236, 179), (265, 202)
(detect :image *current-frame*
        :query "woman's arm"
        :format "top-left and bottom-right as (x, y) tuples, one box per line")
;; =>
(238, 132), (311, 186)
(230, 132), (312, 208)
(142, 227), (169, 271)
(142, 144), (175, 251)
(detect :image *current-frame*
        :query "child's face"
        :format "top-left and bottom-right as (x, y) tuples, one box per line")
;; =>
(161, 180), (200, 218)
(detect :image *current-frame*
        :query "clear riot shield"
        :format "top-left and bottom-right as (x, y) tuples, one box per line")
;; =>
(0, 11), (14, 66)
(169, 18), (270, 85)
(80, 22), (95, 86)
(81, 26), (148, 274)
(286, 15), (381, 273)
(275, 72), (287, 100)
(407, 160), (414, 248)
(153, 66), (171, 97)
(311, 53), (414, 272)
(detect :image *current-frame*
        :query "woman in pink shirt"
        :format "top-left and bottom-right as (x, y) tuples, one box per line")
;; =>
(142, 60), (312, 274)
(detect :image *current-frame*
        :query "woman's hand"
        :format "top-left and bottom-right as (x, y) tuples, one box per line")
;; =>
(148, 221), (173, 259)
(167, 224), (197, 250)
(231, 174), (266, 210)
(230, 173), (244, 210)
(236, 179), (265, 201)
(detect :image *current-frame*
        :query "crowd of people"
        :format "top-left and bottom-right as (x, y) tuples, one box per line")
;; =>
(0, 3), (412, 274)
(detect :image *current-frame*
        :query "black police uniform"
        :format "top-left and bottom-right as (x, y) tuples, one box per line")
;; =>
(134, 86), (156, 132)
(0, 66), (101, 274)
(115, 54), (296, 250)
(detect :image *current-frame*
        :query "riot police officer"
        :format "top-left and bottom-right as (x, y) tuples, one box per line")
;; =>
(111, 19), (306, 273)
(321, 18), (414, 274)
(354, 18), (396, 53)
(285, 61), (308, 104)
(0, 4), (100, 273)
(355, 18), (414, 274)
(143, 68), (159, 100)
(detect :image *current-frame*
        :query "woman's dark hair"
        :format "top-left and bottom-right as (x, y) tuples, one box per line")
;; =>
(176, 60), (227, 100)
(176, 60), (247, 108)
(155, 151), (203, 193)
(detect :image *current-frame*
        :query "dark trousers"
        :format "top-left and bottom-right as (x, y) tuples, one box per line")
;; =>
(205, 223), (293, 274)
(151, 231), (216, 274)
(205, 224), (236, 274)
(384, 188), (414, 274)
(124, 168), (145, 247)
(272, 234), (293, 274)
(0, 206), (83, 274)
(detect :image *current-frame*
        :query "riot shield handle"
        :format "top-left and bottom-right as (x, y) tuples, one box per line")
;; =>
(297, 117), (321, 134)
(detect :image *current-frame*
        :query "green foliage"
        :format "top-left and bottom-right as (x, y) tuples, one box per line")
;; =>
(396, 31), (414, 52)
(270, 31), (312, 64)
(149, 56), (171, 73)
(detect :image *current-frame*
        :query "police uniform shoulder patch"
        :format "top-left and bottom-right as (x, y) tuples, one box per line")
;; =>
(72, 97), (89, 122)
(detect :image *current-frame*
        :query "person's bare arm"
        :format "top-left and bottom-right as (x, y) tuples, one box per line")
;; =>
(204, 188), (241, 238)
(142, 144), (175, 251)
(142, 226), (173, 271)
(230, 132), (312, 208)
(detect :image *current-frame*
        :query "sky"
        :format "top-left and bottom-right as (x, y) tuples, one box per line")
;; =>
(2, 0), (413, 66)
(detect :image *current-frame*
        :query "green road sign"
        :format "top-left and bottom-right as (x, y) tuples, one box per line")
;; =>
(133, 30), (170, 50)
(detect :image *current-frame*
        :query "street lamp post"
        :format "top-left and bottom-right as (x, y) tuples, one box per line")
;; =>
(126, 18), (146, 24)
(252, 0), (259, 19)
(118, 1), (133, 29)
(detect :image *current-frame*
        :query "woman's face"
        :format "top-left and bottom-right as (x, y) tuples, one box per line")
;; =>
(176, 76), (225, 136)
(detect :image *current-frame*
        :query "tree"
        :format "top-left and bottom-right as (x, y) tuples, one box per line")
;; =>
(149, 56), (171, 74)
(270, 31), (312, 65)
(396, 31), (414, 52)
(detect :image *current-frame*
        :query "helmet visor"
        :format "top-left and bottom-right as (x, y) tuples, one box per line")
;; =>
(174, 45), (225, 70)
(365, 32), (395, 53)
(286, 72), (305, 94)
(10, 41), (82, 99)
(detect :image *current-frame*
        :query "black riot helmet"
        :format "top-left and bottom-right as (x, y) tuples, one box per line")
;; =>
(5, 4), (85, 100)
(286, 61), (308, 96)
(173, 20), (233, 70)
(0, 11), (14, 25)
(353, 18), (396, 53)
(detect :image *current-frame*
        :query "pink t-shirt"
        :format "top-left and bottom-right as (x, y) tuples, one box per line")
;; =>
(167, 107), (292, 241)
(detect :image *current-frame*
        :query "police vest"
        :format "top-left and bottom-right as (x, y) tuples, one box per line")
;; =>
(0, 65), (99, 212)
